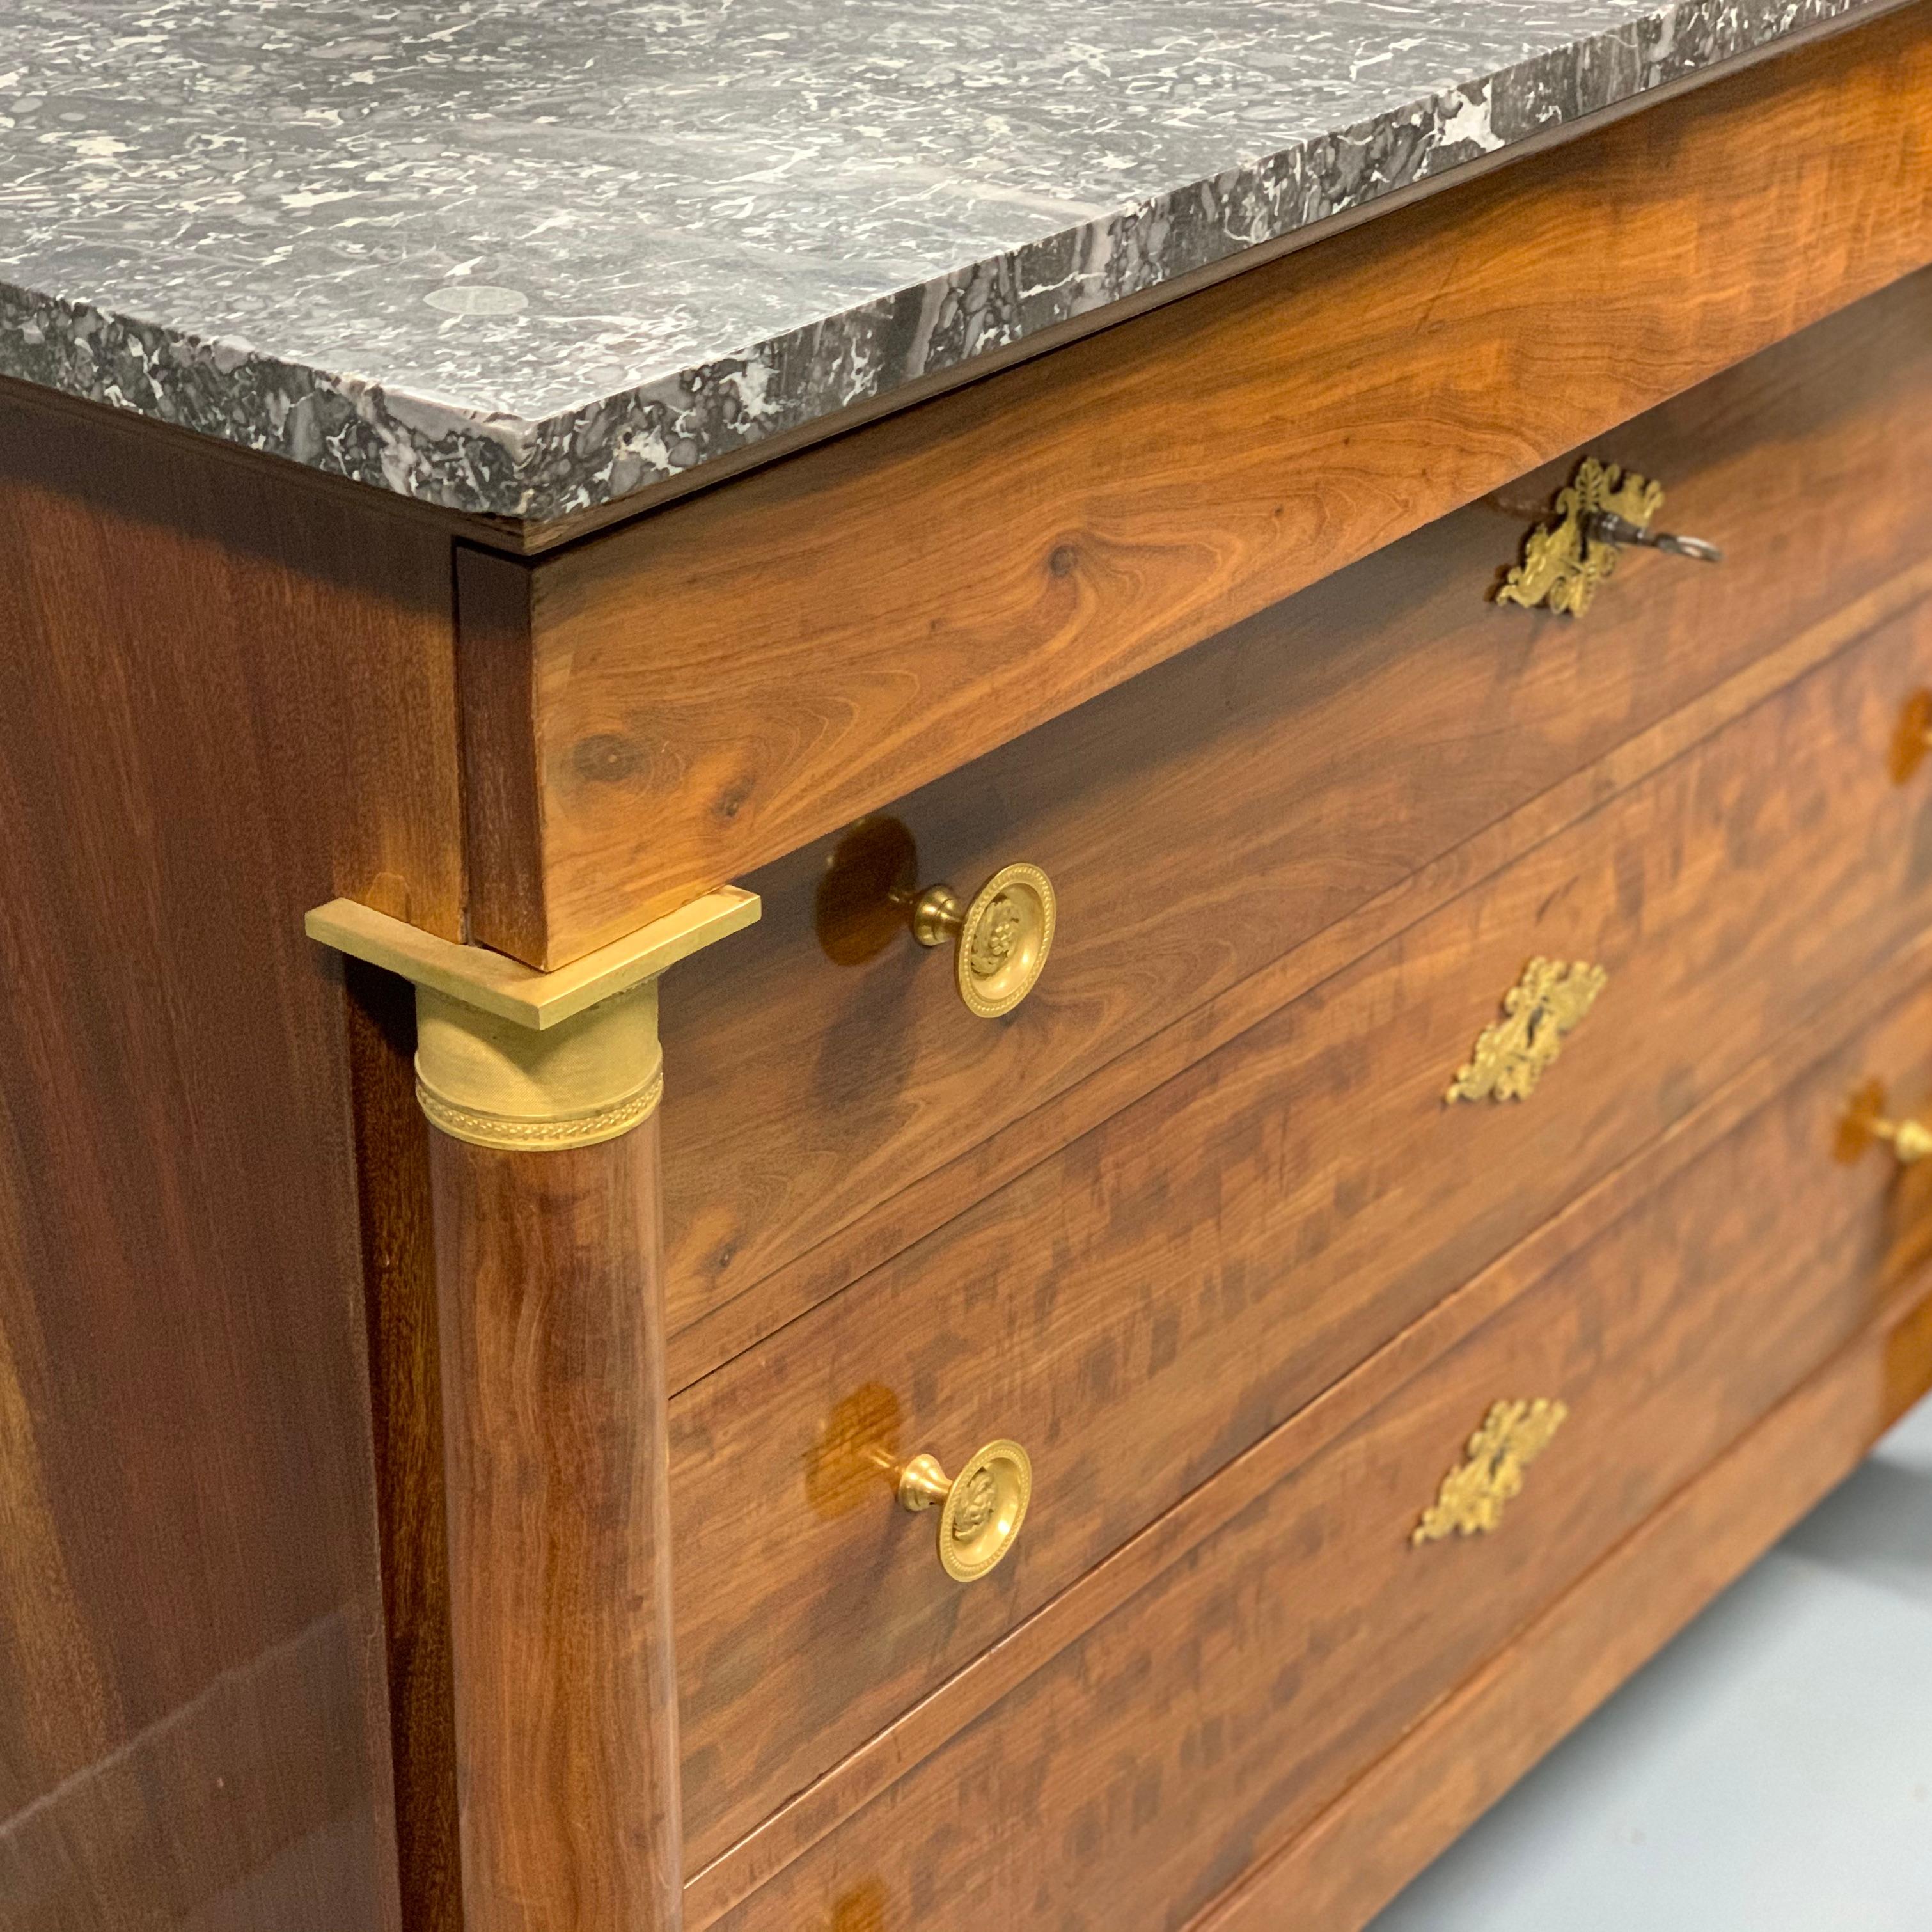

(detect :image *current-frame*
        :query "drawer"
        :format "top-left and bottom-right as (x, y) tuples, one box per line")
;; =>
(451, 10), (1932, 969)
(660, 270), (1932, 1364)
(671, 590), (1932, 1864)
(707, 964), (1932, 1931)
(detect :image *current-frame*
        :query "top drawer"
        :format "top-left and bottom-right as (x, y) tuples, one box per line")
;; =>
(657, 274), (1932, 1369)
(450, 8), (1932, 971)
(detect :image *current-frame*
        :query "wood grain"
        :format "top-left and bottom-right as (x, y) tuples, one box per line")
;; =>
(459, 6), (1932, 966)
(1195, 1284), (1932, 1932)
(430, 1120), (682, 1932)
(345, 961), (464, 1932)
(453, 551), (547, 967)
(683, 925), (1932, 1925)
(703, 977), (1932, 1932)
(0, 381), (465, 1928)
(657, 270), (1932, 1360)
(669, 591), (1932, 1867)
(668, 544), (1932, 1394)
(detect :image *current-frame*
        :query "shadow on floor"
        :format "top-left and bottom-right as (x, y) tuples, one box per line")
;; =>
(1369, 1396), (1932, 1932)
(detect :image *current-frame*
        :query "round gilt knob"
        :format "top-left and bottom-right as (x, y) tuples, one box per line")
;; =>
(911, 862), (1056, 1018)
(895, 1439), (1032, 1582)
(1837, 1077), (1932, 1167)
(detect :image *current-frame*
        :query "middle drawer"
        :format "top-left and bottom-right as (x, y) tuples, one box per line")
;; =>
(670, 587), (1932, 1864)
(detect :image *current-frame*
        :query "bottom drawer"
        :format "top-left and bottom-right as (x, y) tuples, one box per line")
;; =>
(712, 963), (1932, 1931)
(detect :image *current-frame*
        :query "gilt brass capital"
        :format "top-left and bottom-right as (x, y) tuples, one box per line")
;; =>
(412, 980), (663, 1152)
(306, 889), (760, 1152)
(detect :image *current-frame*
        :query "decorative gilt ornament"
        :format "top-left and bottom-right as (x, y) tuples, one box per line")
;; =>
(1446, 957), (1607, 1104)
(895, 1439), (1033, 1582)
(910, 861), (1057, 1019)
(1496, 457), (1665, 616)
(1413, 1397), (1569, 1545)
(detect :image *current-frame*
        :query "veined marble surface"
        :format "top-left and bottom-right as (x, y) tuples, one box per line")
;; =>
(0, 0), (1890, 521)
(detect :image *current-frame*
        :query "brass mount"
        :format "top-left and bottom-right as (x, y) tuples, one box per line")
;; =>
(304, 890), (760, 1151)
(895, 1440), (1033, 1583)
(1496, 457), (1720, 617)
(909, 862), (1057, 1019)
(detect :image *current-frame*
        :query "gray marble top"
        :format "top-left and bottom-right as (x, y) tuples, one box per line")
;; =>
(0, 0), (1884, 522)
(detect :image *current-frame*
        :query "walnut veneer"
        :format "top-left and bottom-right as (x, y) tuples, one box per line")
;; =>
(3, 11), (1931, 1932)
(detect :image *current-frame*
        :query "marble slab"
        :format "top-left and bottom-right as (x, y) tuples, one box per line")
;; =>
(0, 0), (1889, 521)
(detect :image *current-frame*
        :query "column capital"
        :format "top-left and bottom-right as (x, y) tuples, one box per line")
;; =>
(307, 888), (760, 1151)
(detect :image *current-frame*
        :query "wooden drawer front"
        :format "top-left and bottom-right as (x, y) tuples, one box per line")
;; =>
(455, 8), (1932, 971)
(710, 969), (1932, 1931)
(659, 271), (1932, 1366)
(671, 592), (1932, 1865)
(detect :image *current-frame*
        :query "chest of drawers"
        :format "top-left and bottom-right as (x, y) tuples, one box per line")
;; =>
(4, 6), (1932, 1931)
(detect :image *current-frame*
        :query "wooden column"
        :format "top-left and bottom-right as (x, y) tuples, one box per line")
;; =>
(430, 1122), (678, 1932)
(308, 890), (761, 1932)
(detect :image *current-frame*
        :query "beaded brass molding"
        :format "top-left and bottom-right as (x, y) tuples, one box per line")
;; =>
(1496, 456), (1663, 617)
(416, 1065), (665, 1151)
(1413, 1397), (1569, 1545)
(306, 890), (760, 1151)
(1447, 957), (1607, 1104)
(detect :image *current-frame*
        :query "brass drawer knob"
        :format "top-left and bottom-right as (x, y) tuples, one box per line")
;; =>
(1837, 1078), (1932, 1166)
(911, 863), (1056, 1018)
(896, 1439), (1032, 1582)
(1496, 457), (1720, 617)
